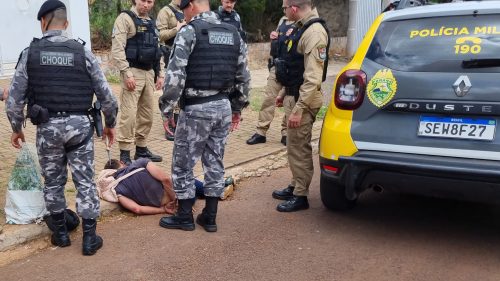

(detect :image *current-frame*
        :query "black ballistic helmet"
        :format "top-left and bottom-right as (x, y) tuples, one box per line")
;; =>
(44, 209), (80, 232)
(37, 0), (66, 21)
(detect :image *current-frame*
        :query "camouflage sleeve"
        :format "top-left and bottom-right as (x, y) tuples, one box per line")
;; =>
(230, 36), (251, 113)
(5, 49), (29, 133)
(235, 12), (244, 32)
(85, 49), (118, 128)
(159, 25), (195, 116)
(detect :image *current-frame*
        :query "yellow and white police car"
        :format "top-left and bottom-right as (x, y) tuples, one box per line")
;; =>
(319, 0), (500, 210)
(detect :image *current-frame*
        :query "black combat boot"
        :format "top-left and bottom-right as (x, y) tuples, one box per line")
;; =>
(272, 185), (295, 200)
(246, 133), (266, 145)
(281, 136), (287, 146)
(159, 199), (195, 231)
(50, 212), (71, 247)
(277, 196), (309, 212)
(134, 146), (163, 162)
(196, 196), (218, 232)
(82, 218), (103, 256)
(120, 150), (132, 166)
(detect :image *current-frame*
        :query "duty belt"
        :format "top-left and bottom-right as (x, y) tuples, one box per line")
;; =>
(128, 61), (153, 71)
(184, 92), (229, 106)
(49, 111), (89, 118)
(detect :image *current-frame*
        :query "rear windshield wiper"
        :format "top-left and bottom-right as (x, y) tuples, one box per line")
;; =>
(462, 59), (500, 69)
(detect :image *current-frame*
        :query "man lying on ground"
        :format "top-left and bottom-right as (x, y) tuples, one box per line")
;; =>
(100, 159), (233, 215)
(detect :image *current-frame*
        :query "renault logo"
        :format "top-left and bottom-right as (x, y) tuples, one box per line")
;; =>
(453, 75), (472, 97)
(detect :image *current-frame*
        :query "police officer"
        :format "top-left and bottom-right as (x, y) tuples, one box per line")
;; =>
(111, 0), (164, 164)
(246, 16), (295, 146)
(6, 0), (118, 255)
(158, 0), (250, 232)
(157, 0), (186, 141)
(271, 0), (330, 212)
(215, 0), (246, 42)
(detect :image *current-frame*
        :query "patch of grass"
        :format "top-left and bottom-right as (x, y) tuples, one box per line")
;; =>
(249, 87), (265, 111)
(106, 73), (121, 84)
(316, 106), (328, 120)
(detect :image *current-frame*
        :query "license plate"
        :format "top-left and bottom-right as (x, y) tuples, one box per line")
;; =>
(418, 116), (496, 141)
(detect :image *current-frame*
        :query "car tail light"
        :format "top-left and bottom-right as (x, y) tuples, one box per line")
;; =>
(334, 70), (367, 110)
(323, 165), (339, 174)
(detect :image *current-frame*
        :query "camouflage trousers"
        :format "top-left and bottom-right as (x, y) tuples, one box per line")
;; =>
(36, 115), (100, 219)
(171, 99), (232, 200)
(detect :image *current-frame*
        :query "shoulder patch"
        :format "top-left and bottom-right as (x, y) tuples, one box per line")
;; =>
(318, 44), (327, 61)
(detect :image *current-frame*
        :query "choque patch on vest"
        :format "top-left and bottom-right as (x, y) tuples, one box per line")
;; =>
(367, 69), (398, 108)
(40, 51), (74, 67)
(208, 31), (234, 45)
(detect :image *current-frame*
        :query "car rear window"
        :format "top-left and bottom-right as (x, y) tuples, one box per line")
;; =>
(366, 14), (500, 72)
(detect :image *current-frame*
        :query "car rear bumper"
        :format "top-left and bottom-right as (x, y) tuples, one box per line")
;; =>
(320, 151), (500, 204)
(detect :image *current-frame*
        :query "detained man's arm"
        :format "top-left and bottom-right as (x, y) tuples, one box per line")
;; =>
(146, 162), (176, 202)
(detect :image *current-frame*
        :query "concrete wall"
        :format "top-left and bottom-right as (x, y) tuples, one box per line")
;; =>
(316, 0), (350, 37)
(0, 0), (90, 77)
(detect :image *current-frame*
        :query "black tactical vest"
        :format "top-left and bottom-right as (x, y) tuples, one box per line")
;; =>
(27, 37), (93, 113)
(184, 19), (240, 91)
(216, 9), (246, 41)
(275, 18), (330, 88)
(216, 9), (241, 31)
(165, 5), (185, 46)
(123, 10), (161, 70)
(270, 20), (296, 59)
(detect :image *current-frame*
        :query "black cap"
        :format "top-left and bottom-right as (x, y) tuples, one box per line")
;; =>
(179, 0), (192, 10)
(37, 0), (66, 21)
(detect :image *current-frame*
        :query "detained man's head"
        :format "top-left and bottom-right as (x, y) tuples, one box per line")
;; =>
(104, 159), (126, 170)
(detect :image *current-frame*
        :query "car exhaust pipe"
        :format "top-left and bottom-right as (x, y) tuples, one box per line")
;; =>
(372, 184), (384, 193)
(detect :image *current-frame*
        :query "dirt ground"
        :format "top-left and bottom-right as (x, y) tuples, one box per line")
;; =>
(3, 158), (500, 280)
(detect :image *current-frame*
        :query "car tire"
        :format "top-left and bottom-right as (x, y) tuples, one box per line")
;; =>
(320, 174), (357, 211)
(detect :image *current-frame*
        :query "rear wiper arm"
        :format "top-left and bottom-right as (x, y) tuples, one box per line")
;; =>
(462, 59), (500, 69)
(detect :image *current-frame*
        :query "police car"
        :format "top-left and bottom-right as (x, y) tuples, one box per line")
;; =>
(319, 0), (500, 211)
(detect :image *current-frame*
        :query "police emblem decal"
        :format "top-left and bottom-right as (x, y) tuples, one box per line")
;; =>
(367, 69), (398, 108)
(208, 31), (234, 45)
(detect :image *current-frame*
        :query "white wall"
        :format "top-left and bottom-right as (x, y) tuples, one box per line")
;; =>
(347, 0), (383, 57)
(0, 0), (91, 76)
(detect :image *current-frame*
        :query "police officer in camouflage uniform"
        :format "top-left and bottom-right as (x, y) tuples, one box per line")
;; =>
(5, 0), (118, 256)
(215, 0), (246, 42)
(159, 0), (250, 232)
(246, 16), (295, 146)
(157, 0), (186, 141)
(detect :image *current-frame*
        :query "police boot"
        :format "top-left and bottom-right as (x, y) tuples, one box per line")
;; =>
(277, 196), (309, 212)
(159, 199), (195, 231)
(120, 150), (132, 166)
(134, 146), (163, 162)
(50, 212), (71, 247)
(246, 133), (266, 145)
(82, 218), (103, 256)
(272, 185), (295, 200)
(196, 196), (218, 232)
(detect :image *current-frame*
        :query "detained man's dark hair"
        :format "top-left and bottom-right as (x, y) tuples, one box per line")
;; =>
(104, 159), (121, 169)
